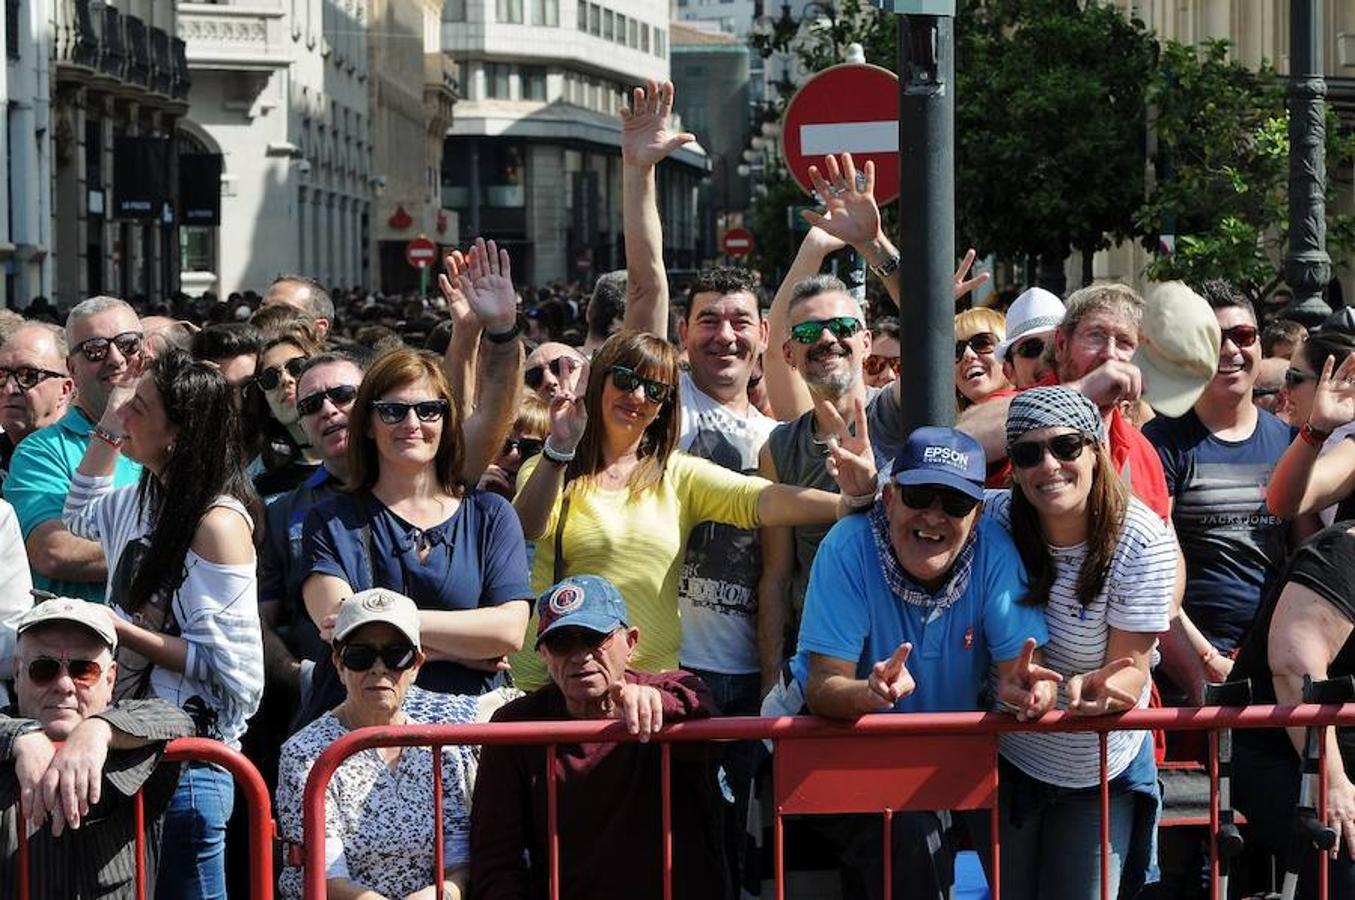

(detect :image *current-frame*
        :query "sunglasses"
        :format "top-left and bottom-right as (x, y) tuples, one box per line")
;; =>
(864, 354), (901, 377)
(371, 398), (450, 425)
(955, 332), (999, 361)
(541, 627), (620, 657)
(0, 365), (67, 390)
(1220, 324), (1259, 348)
(503, 436), (544, 458)
(1009, 433), (1092, 469)
(608, 366), (673, 404)
(789, 316), (864, 345)
(257, 357), (308, 392)
(26, 656), (104, 687)
(1251, 386), (1281, 399)
(524, 357), (572, 390)
(297, 384), (359, 417)
(74, 331), (143, 363)
(1284, 368), (1315, 389)
(339, 643), (418, 672)
(1012, 337), (1046, 360)
(897, 484), (980, 518)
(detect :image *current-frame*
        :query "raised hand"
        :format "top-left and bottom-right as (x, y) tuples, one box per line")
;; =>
(548, 359), (590, 453)
(802, 153), (881, 249)
(820, 395), (878, 500)
(997, 637), (1063, 722)
(620, 80), (695, 169)
(1065, 657), (1139, 716)
(609, 679), (665, 741)
(953, 249), (990, 301)
(438, 249), (477, 330)
(865, 642), (915, 709)
(457, 238), (517, 333)
(1307, 354), (1355, 433)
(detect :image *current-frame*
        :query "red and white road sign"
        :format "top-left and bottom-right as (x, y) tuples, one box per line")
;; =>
(722, 227), (754, 258)
(781, 64), (901, 206)
(405, 235), (438, 270)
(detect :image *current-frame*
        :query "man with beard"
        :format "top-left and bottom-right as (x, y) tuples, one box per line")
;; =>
(0, 324), (74, 490)
(1143, 281), (1292, 702)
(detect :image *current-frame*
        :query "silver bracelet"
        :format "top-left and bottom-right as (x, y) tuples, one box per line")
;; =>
(843, 490), (877, 510)
(542, 438), (577, 465)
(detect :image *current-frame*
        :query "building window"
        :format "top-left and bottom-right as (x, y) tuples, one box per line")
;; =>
(532, 0), (558, 25)
(496, 0), (523, 22)
(486, 62), (512, 98)
(614, 14), (626, 43)
(523, 65), (547, 100)
(577, 0), (586, 29)
(641, 23), (649, 52)
(443, 0), (466, 21)
(628, 18), (637, 46)
(5, 0), (19, 60)
(654, 27), (665, 57)
(588, 3), (600, 35)
(602, 9), (613, 40)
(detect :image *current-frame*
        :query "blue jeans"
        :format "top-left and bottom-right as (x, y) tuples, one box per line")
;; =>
(157, 762), (235, 900)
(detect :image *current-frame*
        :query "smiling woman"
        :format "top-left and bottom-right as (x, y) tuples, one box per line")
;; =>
(954, 307), (1012, 411)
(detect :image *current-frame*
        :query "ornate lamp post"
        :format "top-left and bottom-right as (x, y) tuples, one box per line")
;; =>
(1281, 0), (1332, 327)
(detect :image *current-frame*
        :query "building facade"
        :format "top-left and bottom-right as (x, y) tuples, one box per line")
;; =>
(3, 0), (55, 308)
(441, 0), (707, 286)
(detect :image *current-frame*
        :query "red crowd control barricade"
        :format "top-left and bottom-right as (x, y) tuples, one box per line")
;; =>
(299, 704), (1355, 900)
(15, 736), (275, 900)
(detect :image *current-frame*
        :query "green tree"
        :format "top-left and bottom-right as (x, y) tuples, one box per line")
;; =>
(954, 0), (1158, 294)
(1135, 39), (1355, 305)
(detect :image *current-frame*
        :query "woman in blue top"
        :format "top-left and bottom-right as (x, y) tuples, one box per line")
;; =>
(303, 346), (532, 697)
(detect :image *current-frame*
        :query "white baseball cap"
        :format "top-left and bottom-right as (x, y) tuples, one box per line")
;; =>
(995, 288), (1066, 364)
(17, 597), (118, 650)
(333, 588), (422, 649)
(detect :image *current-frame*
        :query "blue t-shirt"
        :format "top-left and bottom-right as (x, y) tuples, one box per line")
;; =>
(303, 488), (533, 695)
(789, 515), (1046, 713)
(6, 407), (142, 602)
(1142, 408), (1292, 651)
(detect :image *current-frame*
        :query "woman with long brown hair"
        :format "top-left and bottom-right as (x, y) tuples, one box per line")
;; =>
(511, 329), (875, 690)
(984, 386), (1175, 900)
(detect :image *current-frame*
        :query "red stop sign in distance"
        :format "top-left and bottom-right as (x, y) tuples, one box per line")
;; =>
(722, 227), (754, 258)
(405, 235), (438, 270)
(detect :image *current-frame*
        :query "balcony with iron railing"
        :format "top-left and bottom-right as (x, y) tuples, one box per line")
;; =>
(171, 37), (191, 99)
(124, 14), (149, 86)
(53, 0), (101, 69)
(150, 26), (172, 94)
(100, 4), (126, 78)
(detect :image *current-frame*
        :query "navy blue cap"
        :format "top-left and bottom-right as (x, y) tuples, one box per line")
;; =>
(890, 426), (987, 501)
(535, 574), (629, 648)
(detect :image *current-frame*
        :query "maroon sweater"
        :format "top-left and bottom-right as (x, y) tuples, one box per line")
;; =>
(469, 670), (730, 900)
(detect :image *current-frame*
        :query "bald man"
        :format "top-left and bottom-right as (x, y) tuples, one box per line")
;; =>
(264, 275), (334, 340)
(0, 324), (74, 487)
(523, 342), (586, 402)
(1253, 356), (1290, 422)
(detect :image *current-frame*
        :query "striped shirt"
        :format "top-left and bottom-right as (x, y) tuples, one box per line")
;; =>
(62, 473), (264, 748)
(986, 492), (1174, 788)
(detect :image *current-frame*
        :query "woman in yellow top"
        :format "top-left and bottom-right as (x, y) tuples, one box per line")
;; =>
(512, 330), (875, 690)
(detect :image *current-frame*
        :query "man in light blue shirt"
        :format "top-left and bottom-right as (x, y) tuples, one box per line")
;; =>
(7, 298), (144, 602)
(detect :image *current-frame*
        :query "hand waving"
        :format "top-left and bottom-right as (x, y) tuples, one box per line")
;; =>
(997, 637), (1063, 722)
(457, 238), (517, 333)
(438, 249), (477, 330)
(802, 153), (882, 249)
(1307, 354), (1355, 433)
(865, 642), (915, 709)
(548, 358), (590, 453)
(953, 249), (990, 301)
(819, 395), (878, 499)
(620, 80), (695, 169)
(1066, 657), (1138, 716)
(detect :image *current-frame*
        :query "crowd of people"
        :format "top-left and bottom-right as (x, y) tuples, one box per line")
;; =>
(1, 79), (1355, 900)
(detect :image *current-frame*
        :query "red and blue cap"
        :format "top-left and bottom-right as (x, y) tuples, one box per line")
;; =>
(891, 426), (987, 502)
(535, 574), (629, 648)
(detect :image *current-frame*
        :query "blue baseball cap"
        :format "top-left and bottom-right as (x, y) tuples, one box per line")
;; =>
(535, 574), (629, 648)
(891, 426), (987, 501)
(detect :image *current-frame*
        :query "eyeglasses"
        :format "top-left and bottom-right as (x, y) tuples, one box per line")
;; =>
(955, 332), (999, 361)
(502, 436), (544, 458)
(788, 317), (864, 345)
(1012, 337), (1046, 360)
(541, 627), (620, 657)
(524, 357), (572, 390)
(1009, 433), (1093, 469)
(896, 484), (979, 518)
(1220, 324), (1259, 349)
(0, 366), (67, 390)
(371, 399), (450, 425)
(257, 357), (308, 392)
(1251, 386), (1281, 399)
(1284, 368), (1315, 389)
(608, 366), (673, 404)
(864, 354), (901, 377)
(297, 384), (359, 417)
(25, 656), (104, 687)
(338, 643), (418, 672)
(74, 331), (143, 363)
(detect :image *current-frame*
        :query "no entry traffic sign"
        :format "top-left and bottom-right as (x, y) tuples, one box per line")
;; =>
(405, 235), (438, 270)
(781, 64), (901, 206)
(722, 227), (754, 258)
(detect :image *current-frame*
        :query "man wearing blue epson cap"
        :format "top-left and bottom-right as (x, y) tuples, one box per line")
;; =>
(768, 426), (1055, 900)
(470, 574), (730, 899)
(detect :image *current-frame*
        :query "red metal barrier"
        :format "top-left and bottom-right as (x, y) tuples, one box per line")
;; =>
(15, 736), (275, 900)
(299, 703), (1355, 900)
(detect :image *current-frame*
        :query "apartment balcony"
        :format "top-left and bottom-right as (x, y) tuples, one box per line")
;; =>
(124, 15), (150, 87)
(52, 0), (100, 71)
(176, 2), (291, 72)
(424, 53), (460, 134)
(150, 26), (173, 94)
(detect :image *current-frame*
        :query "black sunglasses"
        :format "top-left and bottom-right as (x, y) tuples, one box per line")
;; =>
(789, 316), (864, 345)
(524, 357), (571, 390)
(503, 436), (544, 458)
(74, 331), (143, 363)
(1012, 337), (1046, 360)
(339, 643), (418, 672)
(1009, 433), (1092, 469)
(1284, 368), (1315, 389)
(257, 356), (308, 392)
(0, 365), (67, 390)
(608, 366), (673, 404)
(297, 384), (359, 417)
(541, 627), (620, 657)
(371, 399), (450, 425)
(897, 484), (979, 518)
(26, 656), (104, 687)
(1220, 324), (1259, 349)
(955, 332), (999, 361)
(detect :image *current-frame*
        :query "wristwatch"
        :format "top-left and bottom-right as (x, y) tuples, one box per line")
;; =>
(871, 254), (901, 279)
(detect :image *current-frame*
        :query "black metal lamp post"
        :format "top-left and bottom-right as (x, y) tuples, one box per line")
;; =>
(1281, 0), (1332, 327)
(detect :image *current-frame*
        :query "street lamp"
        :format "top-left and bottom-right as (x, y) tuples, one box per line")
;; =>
(1281, 0), (1332, 327)
(750, 0), (838, 58)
